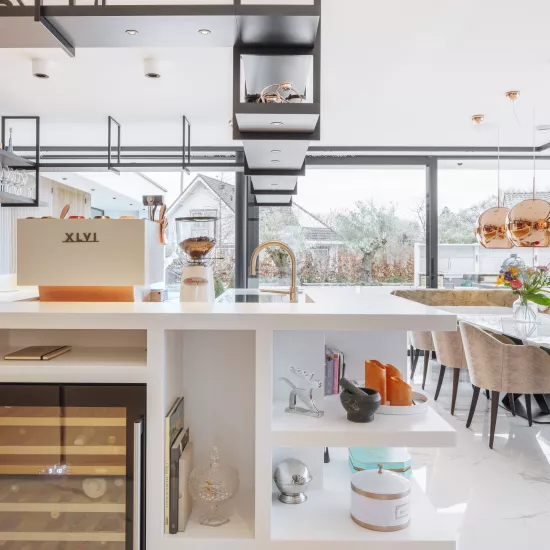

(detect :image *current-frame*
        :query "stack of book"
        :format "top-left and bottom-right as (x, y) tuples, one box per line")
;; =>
(165, 397), (193, 534)
(325, 347), (346, 395)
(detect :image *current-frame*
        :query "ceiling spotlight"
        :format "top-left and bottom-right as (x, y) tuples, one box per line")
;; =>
(32, 58), (50, 79)
(113, 197), (117, 200)
(271, 149), (281, 154)
(271, 121), (284, 127)
(271, 183), (279, 186)
(472, 114), (485, 125)
(506, 90), (520, 101)
(457, 162), (464, 167)
(271, 159), (280, 164)
(130, 204), (133, 206)
(144, 58), (161, 79)
(62, 177), (67, 181)
(125, 29), (139, 36)
(198, 29), (211, 35)
(91, 189), (95, 191)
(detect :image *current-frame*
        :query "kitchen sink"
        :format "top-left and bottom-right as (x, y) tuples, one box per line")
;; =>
(216, 289), (313, 304)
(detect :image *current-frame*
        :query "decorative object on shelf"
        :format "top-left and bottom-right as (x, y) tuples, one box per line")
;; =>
(273, 458), (312, 504)
(158, 204), (168, 245)
(475, 127), (514, 249)
(258, 81), (303, 104)
(350, 464), (411, 532)
(143, 194), (164, 221)
(365, 360), (387, 404)
(496, 264), (550, 322)
(7, 127), (13, 153)
(349, 447), (412, 478)
(189, 446), (239, 527)
(339, 377), (381, 423)
(68, 216), (85, 219)
(377, 390), (429, 415)
(506, 111), (550, 247)
(280, 366), (324, 418)
(386, 377), (412, 406)
(177, 216), (218, 303)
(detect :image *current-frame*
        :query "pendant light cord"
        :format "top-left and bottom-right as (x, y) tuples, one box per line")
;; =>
(497, 126), (501, 208)
(533, 108), (537, 200)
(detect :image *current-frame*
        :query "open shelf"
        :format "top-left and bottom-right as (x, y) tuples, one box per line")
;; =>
(272, 448), (456, 549)
(272, 396), (457, 448)
(0, 149), (34, 168)
(0, 346), (147, 384)
(244, 140), (309, 170)
(0, 191), (35, 205)
(236, 106), (319, 133)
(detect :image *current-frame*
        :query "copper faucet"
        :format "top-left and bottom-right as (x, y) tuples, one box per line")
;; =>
(249, 240), (298, 303)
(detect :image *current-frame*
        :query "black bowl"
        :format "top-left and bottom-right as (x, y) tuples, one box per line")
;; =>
(339, 387), (381, 423)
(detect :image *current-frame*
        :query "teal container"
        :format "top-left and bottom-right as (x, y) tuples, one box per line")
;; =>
(348, 447), (412, 478)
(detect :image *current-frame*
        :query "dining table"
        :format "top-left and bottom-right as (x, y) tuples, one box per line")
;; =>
(438, 305), (550, 424)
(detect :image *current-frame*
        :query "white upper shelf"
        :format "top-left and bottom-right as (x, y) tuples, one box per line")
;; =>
(272, 396), (457, 448)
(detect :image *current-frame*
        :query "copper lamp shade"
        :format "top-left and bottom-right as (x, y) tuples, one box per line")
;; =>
(505, 199), (550, 247)
(475, 207), (513, 249)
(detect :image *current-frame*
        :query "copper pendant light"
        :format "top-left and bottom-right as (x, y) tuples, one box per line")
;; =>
(506, 112), (550, 247)
(475, 127), (513, 248)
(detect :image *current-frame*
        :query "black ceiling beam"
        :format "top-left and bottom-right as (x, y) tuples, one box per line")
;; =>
(34, 0), (74, 57)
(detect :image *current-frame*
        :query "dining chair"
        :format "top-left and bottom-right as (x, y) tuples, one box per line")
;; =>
(409, 331), (436, 390)
(431, 329), (467, 415)
(459, 321), (550, 448)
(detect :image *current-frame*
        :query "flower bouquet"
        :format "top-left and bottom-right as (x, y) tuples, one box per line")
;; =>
(496, 265), (550, 322)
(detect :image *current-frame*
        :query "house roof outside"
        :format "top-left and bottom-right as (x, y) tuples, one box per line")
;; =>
(168, 174), (340, 242)
(502, 191), (550, 208)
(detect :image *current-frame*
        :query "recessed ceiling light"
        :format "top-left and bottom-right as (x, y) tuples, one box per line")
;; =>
(113, 197), (117, 199)
(126, 30), (139, 36)
(271, 183), (279, 186)
(61, 177), (67, 181)
(271, 159), (280, 164)
(198, 29), (211, 35)
(91, 189), (95, 191)
(130, 203), (133, 206)
(271, 122), (284, 127)
(271, 149), (281, 154)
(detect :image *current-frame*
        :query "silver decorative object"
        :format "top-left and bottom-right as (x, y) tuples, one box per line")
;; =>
(280, 366), (324, 417)
(273, 458), (312, 504)
(189, 446), (239, 527)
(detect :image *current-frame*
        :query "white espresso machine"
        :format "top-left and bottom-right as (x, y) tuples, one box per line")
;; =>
(176, 216), (217, 302)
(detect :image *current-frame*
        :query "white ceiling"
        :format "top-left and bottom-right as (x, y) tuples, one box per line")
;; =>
(2, 0), (550, 147)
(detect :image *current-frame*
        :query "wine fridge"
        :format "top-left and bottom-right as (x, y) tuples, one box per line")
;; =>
(0, 384), (146, 550)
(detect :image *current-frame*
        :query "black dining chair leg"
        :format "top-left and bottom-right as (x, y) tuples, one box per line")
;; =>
(466, 386), (480, 428)
(508, 393), (516, 417)
(410, 348), (420, 380)
(451, 368), (461, 415)
(485, 389), (490, 400)
(489, 391), (500, 449)
(422, 352), (429, 390)
(525, 394), (533, 427)
(434, 365), (446, 401)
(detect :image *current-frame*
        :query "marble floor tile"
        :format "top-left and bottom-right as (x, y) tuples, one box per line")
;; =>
(410, 360), (550, 549)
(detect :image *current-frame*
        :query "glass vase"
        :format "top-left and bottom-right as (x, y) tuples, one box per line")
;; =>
(189, 446), (239, 527)
(512, 297), (538, 323)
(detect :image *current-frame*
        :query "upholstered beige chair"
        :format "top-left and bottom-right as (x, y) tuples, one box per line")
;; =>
(460, 321), (550, 448)
(409, 331), (436, 390)
(431, 329), (468, 415)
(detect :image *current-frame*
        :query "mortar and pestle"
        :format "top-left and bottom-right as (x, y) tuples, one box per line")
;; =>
(339, 378), (381, 423)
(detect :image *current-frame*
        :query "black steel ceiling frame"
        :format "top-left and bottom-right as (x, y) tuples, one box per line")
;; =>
(252, 186), (298, 196)
(107, 115), (121, 175)
(1, 115), (40, 207)
(34, 0), (75, 57)
(253, 197), (292, 207)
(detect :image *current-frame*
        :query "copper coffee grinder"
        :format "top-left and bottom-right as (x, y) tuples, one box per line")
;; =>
(176, 216), (217, 302)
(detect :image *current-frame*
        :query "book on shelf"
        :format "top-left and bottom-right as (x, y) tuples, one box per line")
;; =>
(324, 347), (334, 396)
(178, 440), (194, 532)
(169, 427), (190, 534)
(326, 348), (346, 395)
(165, 397), (184, 534)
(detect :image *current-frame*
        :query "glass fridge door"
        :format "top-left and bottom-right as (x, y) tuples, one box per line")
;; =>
(0, 384), (146, 550)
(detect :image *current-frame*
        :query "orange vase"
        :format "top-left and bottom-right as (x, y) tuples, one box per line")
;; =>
(384, 364), (403, 383)
(365, 360), (387, 404)
(387, 376), (413, 406)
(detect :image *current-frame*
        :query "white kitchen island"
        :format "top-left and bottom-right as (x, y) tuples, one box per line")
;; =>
(0, 291), (458, 550)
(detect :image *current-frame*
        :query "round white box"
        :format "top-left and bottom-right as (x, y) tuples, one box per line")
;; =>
(350, 464), (411, 532)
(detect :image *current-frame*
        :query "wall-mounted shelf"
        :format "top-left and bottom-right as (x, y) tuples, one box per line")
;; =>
(0, 149), (34, 168)
(243, 140), (309, 170)
(0, 191), (35, 205)
(235, 103), (319, 134)
(252, 178), (298, 195)
(254, 195), (293, 207)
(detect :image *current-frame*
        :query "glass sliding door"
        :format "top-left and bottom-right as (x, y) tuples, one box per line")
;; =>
(0, 384), (146, 550)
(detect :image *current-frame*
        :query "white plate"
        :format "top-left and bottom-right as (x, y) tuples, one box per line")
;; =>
(376, 391), (429, 415)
